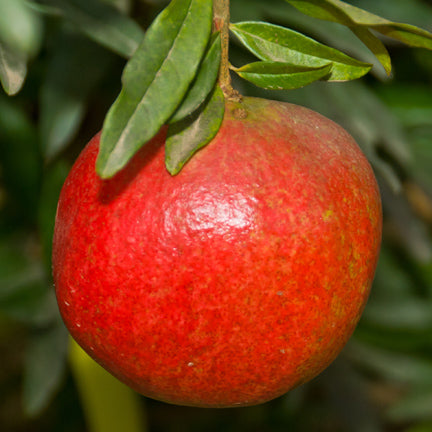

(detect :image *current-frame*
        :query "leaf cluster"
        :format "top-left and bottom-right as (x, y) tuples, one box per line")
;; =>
(94, 0), (432, 177)
(2, 0), (432, 177)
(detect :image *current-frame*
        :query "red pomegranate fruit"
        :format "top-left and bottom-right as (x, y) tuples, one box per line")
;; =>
(53, 96), (382, 407)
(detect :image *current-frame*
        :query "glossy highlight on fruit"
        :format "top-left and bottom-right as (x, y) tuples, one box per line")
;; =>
(53, 96), (382, 408)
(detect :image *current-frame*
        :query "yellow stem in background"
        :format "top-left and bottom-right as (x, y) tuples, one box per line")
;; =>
(69, 337), (147, 432)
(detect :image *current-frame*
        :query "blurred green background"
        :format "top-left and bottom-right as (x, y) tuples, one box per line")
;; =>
(1, 0), (432, 431)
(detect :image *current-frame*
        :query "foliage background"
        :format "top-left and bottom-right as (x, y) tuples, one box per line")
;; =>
(1, 0), (432, 431)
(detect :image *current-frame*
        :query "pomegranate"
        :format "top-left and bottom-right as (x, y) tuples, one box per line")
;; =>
(53, 96), (382, 407)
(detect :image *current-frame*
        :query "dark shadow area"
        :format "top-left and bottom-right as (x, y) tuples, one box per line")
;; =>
(97, 127), (167, 205)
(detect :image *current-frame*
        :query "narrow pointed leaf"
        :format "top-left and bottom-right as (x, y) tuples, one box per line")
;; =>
(350, 26), (391, 76)
(166, 86), (225, 175)
(169, 32), (221, 124)
(285, 0), (353, 26)
(374, 23), (432, 50)
(0, 42), (27, 95)
(261, 4), (389, 80)
(230, 21), (371, 81)
(234, 62), (332, 90)
(46, 0), (144, 58)
(96, 0), (213, 179)
(285, 0), (432, 50)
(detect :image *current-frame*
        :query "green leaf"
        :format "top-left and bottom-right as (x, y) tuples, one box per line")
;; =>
(349, 0), (432, 31)
(285, 0), (432, 73)
(286, 0), (432, 48)
(0, 96), (41, 226)
(101, 0), (132, 14)
(0, 237), (56, 326)
(409, 128), (432, 195)
(230, 21), (371, 81)
(97, 0), (213, 179)
(388, 390), (432, 422)
(23, 318), (69, 416)
(372, 24), (432, 51)
(285, 0), (352, 26)
(166, 85), (225, 175)
(350, 26), (391, 76)
(0, 0), (42, 57)
(321, 359), (382, 432)
(234, 62), (332, 90)
(40, 29), (114, 160)
(365, 299), (432, 330)
(0, 260), (45, 324)
(0, 277), (54, 326)
(0, 42), (26, 95)
(169, 32), (221, 123)
(377, 84), (432, 128)
(260, 2), (388, 80)
(46, 0), (144, 58)
(348, 342), (432, 388)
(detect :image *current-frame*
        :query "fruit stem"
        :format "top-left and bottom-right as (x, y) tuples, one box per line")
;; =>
(213, 0), (241, 101)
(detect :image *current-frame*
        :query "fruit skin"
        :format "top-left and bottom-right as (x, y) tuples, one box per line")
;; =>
(53, 96), (382, 408)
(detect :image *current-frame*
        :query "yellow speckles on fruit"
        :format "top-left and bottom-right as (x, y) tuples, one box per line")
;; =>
(352, 248), (361, 262)
(348, 261), (357, 279)
(322, 209), (333, 222)
(330, 295), (345, 319)
(360, 282), (369, 295)
(347, 248), (362, 279)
